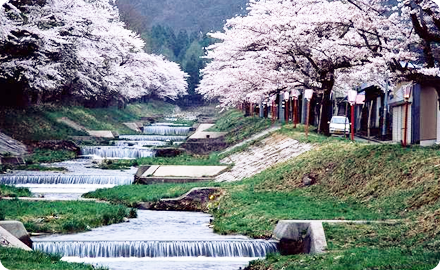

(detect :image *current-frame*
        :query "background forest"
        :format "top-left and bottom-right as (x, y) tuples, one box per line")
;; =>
(116, 0), (248, 106)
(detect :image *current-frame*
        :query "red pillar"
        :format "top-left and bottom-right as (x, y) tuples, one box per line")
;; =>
(403, 101), (409, 147)
(306, 100), (310, 139)
(351, 103), (355, 141)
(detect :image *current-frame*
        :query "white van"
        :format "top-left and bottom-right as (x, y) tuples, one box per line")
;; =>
(329, 116), (350, 135)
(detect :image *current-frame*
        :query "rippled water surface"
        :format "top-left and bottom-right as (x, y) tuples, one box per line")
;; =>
(34, 211), (274, 270)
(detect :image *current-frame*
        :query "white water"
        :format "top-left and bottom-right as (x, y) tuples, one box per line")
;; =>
(81, 146), (156, 159)
(119, 135), (187, 141)
(33, 211), (277, 270)
(0, 175), (132, 185)
(143, 126), (190, 136)
(0, 158), (136, 199)
(114, 141), (169, 147)
(34, 240), (277, 258)
(151, 123), (188, 127)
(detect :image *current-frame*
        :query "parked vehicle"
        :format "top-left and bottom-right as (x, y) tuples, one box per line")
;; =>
(329, 116), (350, 135)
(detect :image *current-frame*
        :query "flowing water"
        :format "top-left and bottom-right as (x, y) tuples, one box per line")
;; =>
(81, 146), (156, 159)
(1, 123), (191, 198)
(0, 158), (136, 199)
(113, 141), (182, 147)
(33, 211), (277, 270)
(143, 126), (191, 136)
(119, 135), (187, 141)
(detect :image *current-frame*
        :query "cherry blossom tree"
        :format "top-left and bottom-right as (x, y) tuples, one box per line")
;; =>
(0, 0), (187, 107)
(391, 0), (440, 102)
(198, 0), (416, 134)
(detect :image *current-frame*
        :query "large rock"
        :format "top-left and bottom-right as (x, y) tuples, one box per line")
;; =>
(0, 221), (33, 248)
(140, 187), (223, 211)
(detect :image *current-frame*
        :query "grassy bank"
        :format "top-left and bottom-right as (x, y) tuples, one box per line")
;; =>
(0, 185), (31, 198)
(84, 124), (440, 269)
(0, 247), (106, 270)
(0, 200), (135, 233)
(247, 222), (439, 270)
(0, 148), (77, 173)
(0, 101), (175, 142)
(98, 153), (223, 170)
(83, 182), (222, 207)
(208, 109), (272, 144)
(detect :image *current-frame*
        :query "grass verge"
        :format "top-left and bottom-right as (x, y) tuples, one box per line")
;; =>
(83, 182), (222, 207)
(0, 101), (175, 142)
(83, 124), (440, 269)
(0, 246), (107, 270)
(0, 184), (31, 198)
(98, 153), (223, 170)
(0, 200), (135, 233)
(208, 109), (272, 144)
(247, 222), (440, 270)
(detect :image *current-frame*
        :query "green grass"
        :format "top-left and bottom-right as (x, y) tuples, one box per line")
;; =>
(0, 200), (134, 234)
(0, 184), (31, 198)
(80, 123), (440, 270)
(208, 109), (272, 144)
(14, 164), (67, 172)
(0, 101), (175, 142)
(83, 182), (222, 207)
(0, 246), (107, 270)
(27, 148), (77, 164)
(98, 153), (223, 170)
(247, 223), (440, 270)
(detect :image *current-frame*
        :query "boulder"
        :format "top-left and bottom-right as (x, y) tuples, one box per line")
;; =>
(146, 187), (223, 211)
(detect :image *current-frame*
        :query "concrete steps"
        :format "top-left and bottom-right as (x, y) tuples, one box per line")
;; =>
(216, 134), (312, 182)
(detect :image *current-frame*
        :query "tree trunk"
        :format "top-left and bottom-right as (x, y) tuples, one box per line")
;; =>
(319, 87), (333, 136)
(318, 98), (323, 133)
(367, 101), (374, 138)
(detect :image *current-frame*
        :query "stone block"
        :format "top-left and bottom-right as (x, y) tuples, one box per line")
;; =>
(0, 221), (32, 248)
(273, 220), (327, 255)
(87, 130), (116, 139)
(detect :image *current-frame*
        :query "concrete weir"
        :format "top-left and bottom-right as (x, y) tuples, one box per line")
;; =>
(135, 165), (229, 185)
(273, 219), (400, 255)
(0, 221), (32, 250)
(273, 221), (327, 255)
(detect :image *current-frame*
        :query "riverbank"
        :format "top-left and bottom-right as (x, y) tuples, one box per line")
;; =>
(0, 101), (175, 143)
(0, 246), (108, 270)
(84, 124), (440, 269)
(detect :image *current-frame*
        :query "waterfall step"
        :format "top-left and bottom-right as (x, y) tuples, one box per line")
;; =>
(81, 146), (156, 159)
(143, 126), (191, 136)
(33, 240), (278, 258)
(119, 135), (187, 141)
(0, 175), (133, 185)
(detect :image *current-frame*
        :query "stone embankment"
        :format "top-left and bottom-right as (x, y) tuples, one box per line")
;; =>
(216, 133), (313, 182)
(0, 133), (27, 157)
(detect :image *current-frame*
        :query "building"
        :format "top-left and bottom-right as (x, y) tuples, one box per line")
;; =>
(389, 83), (440, 146)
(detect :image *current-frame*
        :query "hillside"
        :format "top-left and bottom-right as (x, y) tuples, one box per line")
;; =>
(117, 0), (248, 33)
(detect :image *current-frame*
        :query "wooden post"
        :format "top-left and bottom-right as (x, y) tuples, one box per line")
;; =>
(351, 103), (355, 141)
(403, 100), (409, 147)
(305, 100), (310, 138)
